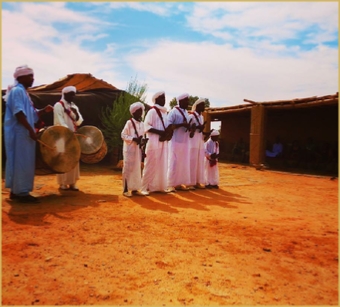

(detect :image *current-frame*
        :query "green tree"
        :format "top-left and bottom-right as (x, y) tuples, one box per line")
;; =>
(169, 95), (210, 110)
(100, 76), (148, 160)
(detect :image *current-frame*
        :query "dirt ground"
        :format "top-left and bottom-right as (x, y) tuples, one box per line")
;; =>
(1, 162), (338, 306)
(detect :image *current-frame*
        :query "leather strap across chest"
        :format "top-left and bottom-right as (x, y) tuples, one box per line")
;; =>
(192, 112), (201, 125)
(175, 106), (187, 123)
(59, 100), (77, 131)
(130, 118), (140, 137)
(152, 106), (166, 130)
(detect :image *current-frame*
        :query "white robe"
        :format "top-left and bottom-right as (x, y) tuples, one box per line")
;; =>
(53, 99), (83, 186)
(167, 106), (190, 187)
(204, 138), (220, 185)
(141, 105), (169, 192)
(188, 111), (206, 186)
(121, 118), (145, 191)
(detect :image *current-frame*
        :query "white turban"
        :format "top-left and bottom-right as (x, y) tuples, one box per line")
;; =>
(62, 86), (77, 94)
(3, 65), (34, 101)
(192, 98), (206, 111)
(129, 102), (145, 115)
(211, 129), (220, 136)
(152, 91), (165, 104)
(61, 86), (77, 101)
(176, 93), (189, 104)
(13, 65), (34, 79)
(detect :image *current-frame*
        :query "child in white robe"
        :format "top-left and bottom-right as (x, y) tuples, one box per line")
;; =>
(204, 129), (220, 189)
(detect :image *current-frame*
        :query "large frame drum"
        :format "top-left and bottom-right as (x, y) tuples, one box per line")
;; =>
(80, 140), (108, 164)
(76, 126), (104, 155)
(36, 126), (81, 175)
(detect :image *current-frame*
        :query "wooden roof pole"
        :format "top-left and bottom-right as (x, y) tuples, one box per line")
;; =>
(202, 111), (211, 135)
(249, 104), (266, 167)
(244, 99), (258, 104)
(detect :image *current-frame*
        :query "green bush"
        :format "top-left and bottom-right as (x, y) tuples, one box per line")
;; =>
(100, 77), (148, 157)
(169, 96), (210, 109)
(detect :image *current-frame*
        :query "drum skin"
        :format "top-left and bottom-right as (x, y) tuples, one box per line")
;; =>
(36, 126), (81, 174)
(80, 140), (107, 164)
(76, 126), (104, 155)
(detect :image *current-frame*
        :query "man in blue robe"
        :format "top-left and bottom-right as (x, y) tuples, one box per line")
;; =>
(4, 65), (53, 203)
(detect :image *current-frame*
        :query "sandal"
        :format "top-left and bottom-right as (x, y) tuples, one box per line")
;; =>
(18, 194), (40, 203)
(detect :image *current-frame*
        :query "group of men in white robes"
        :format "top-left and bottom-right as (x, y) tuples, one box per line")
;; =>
(121, 92), (220, 197)
(4, 66), (219, 202)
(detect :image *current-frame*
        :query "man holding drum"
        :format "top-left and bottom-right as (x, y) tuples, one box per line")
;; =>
(53, 86), (83, 191)
(4, 65), (53, 203)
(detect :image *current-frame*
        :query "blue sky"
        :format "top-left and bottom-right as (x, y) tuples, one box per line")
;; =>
(2, 2), (338, 109)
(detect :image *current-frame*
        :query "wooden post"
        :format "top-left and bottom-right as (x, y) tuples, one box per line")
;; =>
(203, 111), (211, 134)
(249, 104), (266, 167)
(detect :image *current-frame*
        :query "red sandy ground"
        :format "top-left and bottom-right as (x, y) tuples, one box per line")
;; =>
(1, 162), (338, 305)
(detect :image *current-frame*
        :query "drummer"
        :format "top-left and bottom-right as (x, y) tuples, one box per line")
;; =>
(4, 65), (54, 203)
(53, 86), (83, 191)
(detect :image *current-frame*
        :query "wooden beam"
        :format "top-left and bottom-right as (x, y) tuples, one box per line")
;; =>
(207, 106), (252, 115)
(206, 93), (338, 114)
(265, 98), (338, 109)
(207, 104), (251, 113)
(202, 111), (211, 135)
(243, 99), (258, 104)
(249, 104), (266, 167)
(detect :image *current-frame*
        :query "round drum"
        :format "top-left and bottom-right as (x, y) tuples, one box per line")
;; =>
(36, 126), (81, 174)
(80, 140), (107, 164)
(76, 126), (104, 155)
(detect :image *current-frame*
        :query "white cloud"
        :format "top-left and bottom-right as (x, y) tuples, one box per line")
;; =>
(1, 2), (338, 110)
(187, 2), (338, 46)
(126, 40), (338, 106)
(18, 2), (96, 24)
(96, 1), (176, 17)
(1, 3), (124, 89)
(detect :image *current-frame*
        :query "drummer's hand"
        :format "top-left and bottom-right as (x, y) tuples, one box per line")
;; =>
(44, 105), (54, 113)
(29, 129), (38, 141)
(70, 107), (79, 121)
